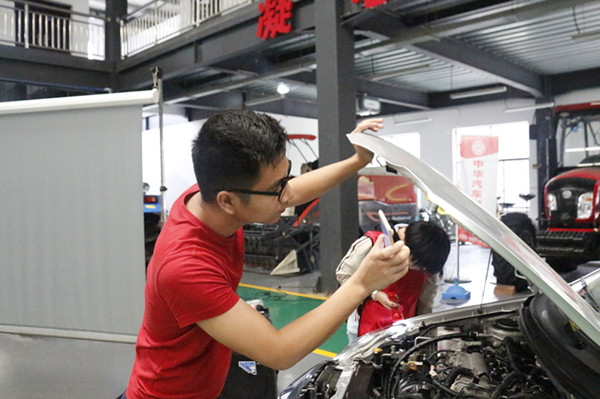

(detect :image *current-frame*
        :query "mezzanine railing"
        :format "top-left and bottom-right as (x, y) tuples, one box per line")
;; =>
(120, 0), (253, 58)
(0, 0), (105, 60)
(0, 0), (254, 61)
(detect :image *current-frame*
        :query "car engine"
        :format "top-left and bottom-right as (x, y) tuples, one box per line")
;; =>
(296, 311), (565, 399)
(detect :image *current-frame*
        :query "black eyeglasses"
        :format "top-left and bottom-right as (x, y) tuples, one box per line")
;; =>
(217, 160), (292, 202)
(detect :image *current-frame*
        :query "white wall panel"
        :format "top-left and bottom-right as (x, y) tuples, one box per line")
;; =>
(0, 92), (152, 338)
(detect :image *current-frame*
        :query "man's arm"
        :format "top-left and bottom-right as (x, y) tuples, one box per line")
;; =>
(198, 235), (409, 370)
(287, 118), (383, 207)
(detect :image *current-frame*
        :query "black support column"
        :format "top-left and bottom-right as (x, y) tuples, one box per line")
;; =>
(534, 105), (555, 228)
(105, 0), (128, 86)
(315, 1), (358, 294)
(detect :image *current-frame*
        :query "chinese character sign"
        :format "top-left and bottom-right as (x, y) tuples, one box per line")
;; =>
(352, 0), (388, 8)
(257, 0), (293, 40)
(458, 135), (499, 247)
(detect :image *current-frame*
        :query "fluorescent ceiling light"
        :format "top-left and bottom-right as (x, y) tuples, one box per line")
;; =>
(565, 146), (600, 153)
(579, 162), (600, 167)
(450, 86), (507, 100)
(244, 94), (283, 107)
(572, 29), (600, 41)
(393, 116), (432, 126)
(504, 101), (555, 113)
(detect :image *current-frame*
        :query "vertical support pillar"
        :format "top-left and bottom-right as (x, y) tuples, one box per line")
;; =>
(315, 0), (358, 294)
(534, 105), (554, 228)
(105, 0), (127, 86)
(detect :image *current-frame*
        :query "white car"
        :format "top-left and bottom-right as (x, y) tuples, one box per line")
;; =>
(279, 133), (600, 399)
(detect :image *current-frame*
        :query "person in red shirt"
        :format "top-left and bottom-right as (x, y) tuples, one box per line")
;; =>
(336, 221), (451, 341)
(121, 109), (411, 399)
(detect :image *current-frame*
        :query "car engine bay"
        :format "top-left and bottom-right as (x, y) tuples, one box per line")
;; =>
(292, 310), (566, 399)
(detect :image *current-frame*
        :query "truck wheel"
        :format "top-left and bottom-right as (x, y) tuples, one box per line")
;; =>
(492, 213), (536, 291)
(500, 213), (536, 248)
(492, 252), (529, 291)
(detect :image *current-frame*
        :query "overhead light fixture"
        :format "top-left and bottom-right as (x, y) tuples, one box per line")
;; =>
(244, 94), (283, 107)
(565, 146), (600, 153)
(572, 29), (600, 41)
(276, 83), (290, 95)
(579, 162), (600, 167)
(393, 116), (432, 126)
(356, 96), (381, 116)
(504, 101), (555, 113)
(369, 64), (431, 81)
(450, 86), (507, 100)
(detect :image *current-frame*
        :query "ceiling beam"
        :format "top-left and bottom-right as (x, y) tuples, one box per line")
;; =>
(346, 1), (552, 98)
(356, 79), (430, 110)
(549, 67), (600, 95)
(355, 0), (599, 50)
(0, 46), (112, 90)
(413, 39), (544, 98)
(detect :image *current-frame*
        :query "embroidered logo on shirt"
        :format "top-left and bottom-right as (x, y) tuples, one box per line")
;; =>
(238, 361), (258, 375)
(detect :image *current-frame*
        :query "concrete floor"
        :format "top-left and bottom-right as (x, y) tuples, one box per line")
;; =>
(0, 243), (595, 398)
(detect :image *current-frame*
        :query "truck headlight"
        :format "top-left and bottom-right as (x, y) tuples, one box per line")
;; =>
(577, 192), (594, 219)
(547, 193), (557, 212)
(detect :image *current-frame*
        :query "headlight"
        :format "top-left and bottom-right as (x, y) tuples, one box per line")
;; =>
(277, 362), (327, 399)
(577, 192), (594, 219)
(547, 193), (557, 212)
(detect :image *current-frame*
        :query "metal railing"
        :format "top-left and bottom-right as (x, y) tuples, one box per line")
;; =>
(0, 0), (105, 60)
(0, 0), (254, 61)
(120, 0), (253, 58)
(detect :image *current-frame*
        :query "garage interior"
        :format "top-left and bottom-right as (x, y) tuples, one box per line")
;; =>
(1, 0), (600, 398)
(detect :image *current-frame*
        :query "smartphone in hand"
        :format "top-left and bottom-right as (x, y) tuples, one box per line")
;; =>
(378, 209), (394, 247)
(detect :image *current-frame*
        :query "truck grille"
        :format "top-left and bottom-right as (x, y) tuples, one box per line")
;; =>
(547, 177), (595, 228)
(536, 230), (600, 260)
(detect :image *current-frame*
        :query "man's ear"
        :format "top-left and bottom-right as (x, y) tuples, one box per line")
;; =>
(215, 191), (238, 215)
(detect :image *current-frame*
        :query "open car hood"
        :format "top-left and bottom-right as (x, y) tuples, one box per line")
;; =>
(348, 132), (600, 346)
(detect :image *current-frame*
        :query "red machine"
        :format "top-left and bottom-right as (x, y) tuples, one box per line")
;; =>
(534, 102), (600, 270)
(357, 167), (418, 232)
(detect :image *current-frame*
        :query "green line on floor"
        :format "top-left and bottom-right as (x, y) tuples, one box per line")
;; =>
(237, 284), (349, 355)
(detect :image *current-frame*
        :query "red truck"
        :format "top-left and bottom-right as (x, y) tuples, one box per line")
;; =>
(533, 101), (600, 271)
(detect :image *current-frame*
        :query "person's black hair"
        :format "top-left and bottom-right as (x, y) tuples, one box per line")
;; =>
(191, 108), (288, 203)
(404, 221), (451, 275)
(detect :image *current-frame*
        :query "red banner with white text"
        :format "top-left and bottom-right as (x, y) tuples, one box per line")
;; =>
(458, 135), (498, 247)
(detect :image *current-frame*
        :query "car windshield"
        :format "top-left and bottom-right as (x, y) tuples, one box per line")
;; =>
(557, 114), (600, 168)
(348, 132), (600, 346)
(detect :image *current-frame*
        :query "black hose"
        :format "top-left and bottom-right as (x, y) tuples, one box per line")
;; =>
(426, 349), (455, 364)
(444, 366), (474, 387)
(387, 332), (473, 398)
(490, 371), (527, 399)
(502, 337), (522, 373)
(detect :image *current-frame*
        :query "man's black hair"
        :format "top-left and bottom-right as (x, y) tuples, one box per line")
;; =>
(404, 221), (451, 275)
(191, 108), (288, 203)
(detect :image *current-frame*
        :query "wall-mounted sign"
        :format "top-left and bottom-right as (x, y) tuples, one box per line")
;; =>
(257, 0), (293, 40)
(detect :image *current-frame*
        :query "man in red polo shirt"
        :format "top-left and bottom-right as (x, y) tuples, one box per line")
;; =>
(122, 109), (410, 399)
